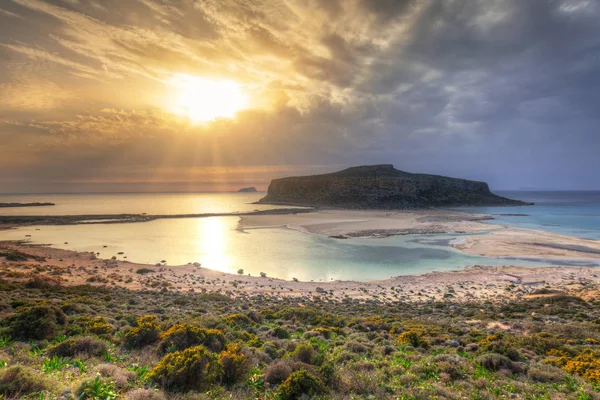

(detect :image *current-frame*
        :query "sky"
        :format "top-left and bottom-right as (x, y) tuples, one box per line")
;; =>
(1, 0), (599, 193)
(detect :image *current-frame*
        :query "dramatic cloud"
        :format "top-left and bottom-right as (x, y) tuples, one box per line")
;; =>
(1, 0), (599, 192)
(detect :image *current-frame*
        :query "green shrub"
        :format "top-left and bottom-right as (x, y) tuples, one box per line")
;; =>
(265, 360), (292, 384)
(124, 389), (167, 400)
(476, 353), (519, 372)
(159, 324), (225, 353)
(482, 340), (524, 361)
(291, 343), (316, 364)
(148, 345), (222, 391)
(277, 369), (326, 399)
(272, 325), (290, 339)
(0, 366), (47, 396)
(0, 250), (44, 262)
(276, 307), (343, 327)
(136, 268), (154, 274)
(527, 365), (565, 383)
(48, 336), (107, 358)
(124, 316), (161, 348)
(4, 304), (67, 340)
(225, 313), (252, 326)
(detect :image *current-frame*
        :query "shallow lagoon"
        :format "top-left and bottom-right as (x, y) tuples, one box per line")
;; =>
(1, 217), (595, 281)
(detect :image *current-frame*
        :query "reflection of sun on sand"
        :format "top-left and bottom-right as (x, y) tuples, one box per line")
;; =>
(240, 209), (600, 263)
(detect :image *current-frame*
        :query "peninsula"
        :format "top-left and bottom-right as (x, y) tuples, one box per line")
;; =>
(0, 202), (55, 208)
(259, 164), (531, 208)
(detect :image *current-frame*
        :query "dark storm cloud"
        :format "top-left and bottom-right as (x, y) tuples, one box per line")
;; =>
(0, 0), (599, 191)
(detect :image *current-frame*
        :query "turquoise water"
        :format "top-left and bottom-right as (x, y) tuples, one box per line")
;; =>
(0, 216), (596, 282)
(455, 191), (600, 240)
(1, 191), (599, 281)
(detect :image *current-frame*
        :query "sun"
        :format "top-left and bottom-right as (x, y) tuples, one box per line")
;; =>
(165, 74), (249, 123)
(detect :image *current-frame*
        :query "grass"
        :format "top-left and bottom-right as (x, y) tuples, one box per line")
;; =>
(0, 278), (598, 399)
(76, 375), (118, 400)
(42, 356), (69, 373)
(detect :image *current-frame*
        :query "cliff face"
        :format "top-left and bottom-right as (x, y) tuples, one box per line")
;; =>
(259, 165), (530, 208)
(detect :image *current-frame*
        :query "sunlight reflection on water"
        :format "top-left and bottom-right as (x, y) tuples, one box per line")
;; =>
(1, 216), (594, 281)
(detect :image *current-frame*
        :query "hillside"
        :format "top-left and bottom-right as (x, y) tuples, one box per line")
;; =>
(259, 165), (531, 208)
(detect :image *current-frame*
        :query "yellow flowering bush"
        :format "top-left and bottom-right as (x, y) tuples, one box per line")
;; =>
(123, 315), (161, 348)
(86, 317), (113, 335)
(396, 330), (429, 348)
(148, 345), (222, 391)
(160, 324), (225, 353)
(219, 343), (247, 384)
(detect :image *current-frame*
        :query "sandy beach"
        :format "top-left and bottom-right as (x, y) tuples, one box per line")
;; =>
(239, 209), (498, 237)
(1, 208), (599, 304)
(1, 239), (599, 304)
(240, 209), (600, 263)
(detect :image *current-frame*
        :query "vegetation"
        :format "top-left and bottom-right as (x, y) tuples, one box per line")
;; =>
(0, 277), (599, 399)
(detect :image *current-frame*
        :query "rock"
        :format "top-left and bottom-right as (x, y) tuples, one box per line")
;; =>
(237, 187), (258, 192)
(548, 316), (566, 323)
(465, 343), (479, 352)
(259, 164), (531, 208)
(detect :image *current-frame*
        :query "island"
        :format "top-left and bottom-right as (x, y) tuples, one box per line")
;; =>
(237, 186), (258, 192)
(259, 164), (531, 208)
(0, 202), (55, 208)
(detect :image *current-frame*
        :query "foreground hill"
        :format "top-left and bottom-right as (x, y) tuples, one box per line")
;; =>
(1, 245), (599, 399)
(259, 164), (530, 208)
(0, 274), (599, 399)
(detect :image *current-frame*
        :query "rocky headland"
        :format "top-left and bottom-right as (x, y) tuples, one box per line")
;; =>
(259, 164), (532, 208)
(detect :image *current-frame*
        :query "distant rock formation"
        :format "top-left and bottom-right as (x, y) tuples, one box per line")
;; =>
(237, 187), (258, 193)
(0, 202), (55, 208)
(259, 165), (531, 208)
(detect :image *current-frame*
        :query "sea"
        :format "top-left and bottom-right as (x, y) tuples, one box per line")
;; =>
(0, 191), (599, 281)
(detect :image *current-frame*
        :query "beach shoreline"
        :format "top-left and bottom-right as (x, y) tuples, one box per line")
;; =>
(1, 239), (599, 304)
(239, 209), (600, 262)
(1, 208), (599, 303)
